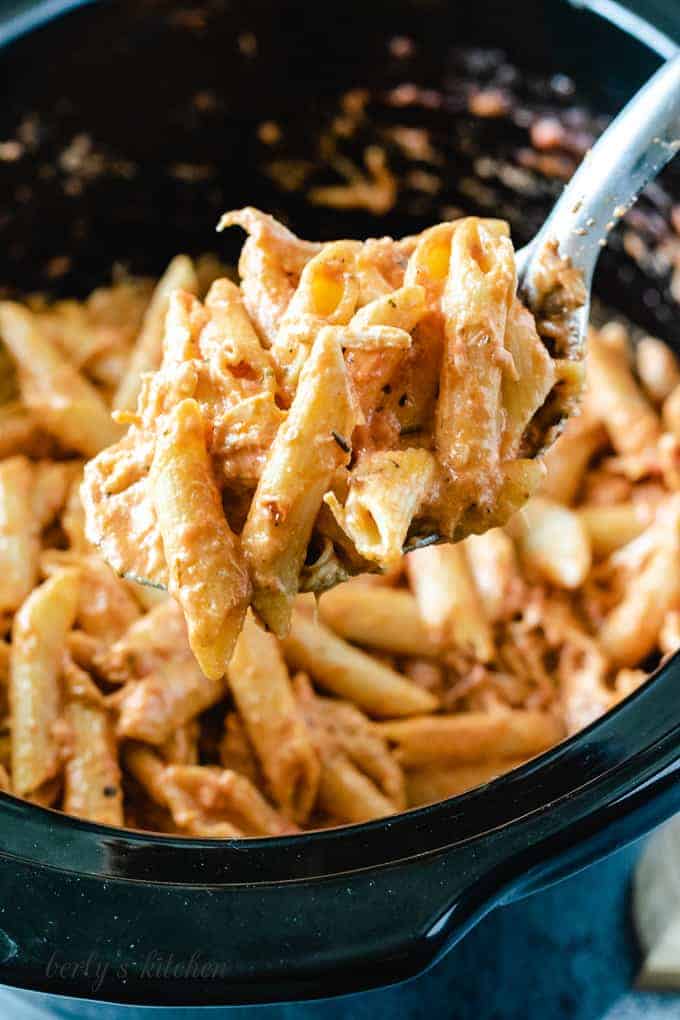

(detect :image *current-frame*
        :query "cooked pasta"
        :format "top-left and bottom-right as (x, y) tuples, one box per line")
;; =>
(80, 210), (583, 672)
(0, 236), (675, 838)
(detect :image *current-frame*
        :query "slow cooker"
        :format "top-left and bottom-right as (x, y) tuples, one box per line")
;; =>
(0, 0), (679, 1008)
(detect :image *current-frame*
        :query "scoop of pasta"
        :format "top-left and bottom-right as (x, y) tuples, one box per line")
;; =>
(80, 208), (584, 678)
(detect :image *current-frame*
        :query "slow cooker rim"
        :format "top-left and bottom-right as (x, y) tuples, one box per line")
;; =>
(0, 0), (679, 889)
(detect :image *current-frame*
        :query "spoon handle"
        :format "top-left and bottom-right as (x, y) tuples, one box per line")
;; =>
(520, 51), (680, 288)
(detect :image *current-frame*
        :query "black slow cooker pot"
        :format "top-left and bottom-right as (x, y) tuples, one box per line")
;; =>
(0, 0), (679, 1007)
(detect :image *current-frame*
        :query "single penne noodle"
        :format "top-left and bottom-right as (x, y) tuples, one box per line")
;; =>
(62, 657), (123, 826)
(113, 659), (225, 745)
(317, 752), (397, 823)
(113, 255), (198, 413)
(509, 496), (592, 589)
(500, 298), (556, 458)
(0, 456), (39, 613)
(578, 502), (651, 558)
(636, 336), (680, 404)
(325, 448), (436, 570)
(227, 611), (320, 823)
(435, 217), (515, 478)
(405, 758), (528, 806)
(282, 607), (438, 717)
(10, 568), (80, 796)
(150, 398), (251, 678)
(540, 411), (608, 505)
(0, 302), (123, 457)
(406, 543), (494, 661)
(586, 326), (661, 455)
(241, 327), (357, 636)
(464, 528), (521, 623)
(599, 545), (680, 667)
(375, 710), (564, 767)
(318, 583), (441, 657)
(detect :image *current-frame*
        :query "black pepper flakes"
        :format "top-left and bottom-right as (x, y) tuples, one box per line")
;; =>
(331, 431), (351, 453)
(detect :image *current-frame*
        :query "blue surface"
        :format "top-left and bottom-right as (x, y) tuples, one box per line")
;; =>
(2, 837), (679, 1019)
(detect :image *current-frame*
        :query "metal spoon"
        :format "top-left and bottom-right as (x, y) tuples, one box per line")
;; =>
(517, 50), (680, 356)
(404, 54), (680, 555)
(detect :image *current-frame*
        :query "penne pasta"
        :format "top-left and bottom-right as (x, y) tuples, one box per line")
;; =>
(0, 456), (40, 613)
(0, 302), (123, 456)
(218, 207), (321, 346)
(10, 568), (80, 796)
(344, 284), (426, 414)
(62, 656), (123, 826)
(31, 460), (79, 530)
(113, 255), (199, 413)
(578, 502), (651, 558)
(405, 758), (528, 806)
(227, 611), (320, 822)
(376, 711), (564, 767)
(95, 599), (188, 682)
(282, 606), (438, 717)
(435, 217), (515, 486)
(242, 327), (357, 636)
(406, 543), (494, 660)
(586, 326), (661, 455)
(81, 211), (580, 661)
(325, 448), (436, 569)
(295, 674), (400, 822)
(636, 336), (680, 405)
(540, 409), (607, 505)
(41, 551), (141, 643)
(464, 528), (522, 623)
(150, 398), (251, 679)
(113, 659), (225, 745)
(318, 583), (440, 657)
(599, 544), (680, 667)
(501, 298), (556, 458)
(317, 752), (397, 823)
(510, 496), (592, 589)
